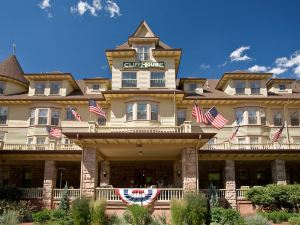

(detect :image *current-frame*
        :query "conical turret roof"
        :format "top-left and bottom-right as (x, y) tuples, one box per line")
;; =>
(0, 55), (28, 84)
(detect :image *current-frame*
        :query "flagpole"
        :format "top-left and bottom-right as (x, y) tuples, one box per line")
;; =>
(283, 99), (291, 147)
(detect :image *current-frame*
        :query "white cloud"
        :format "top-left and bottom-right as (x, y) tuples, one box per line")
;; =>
(230, 46), (252, 62)
(38, 0), (52, 17)
(268, 67), (287, 75)
(71, 0), (102, 16)
(248, 65), (269, 73)
(273, 50), (300, 76)
(105, 0), (121, 18)
(200, 63), (210, 69)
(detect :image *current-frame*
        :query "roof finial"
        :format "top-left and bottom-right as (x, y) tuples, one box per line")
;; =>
(12, 43), (16, 55)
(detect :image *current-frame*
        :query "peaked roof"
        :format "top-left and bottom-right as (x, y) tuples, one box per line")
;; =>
(0, 55), (28, 84)
(130, 20), (156, 38)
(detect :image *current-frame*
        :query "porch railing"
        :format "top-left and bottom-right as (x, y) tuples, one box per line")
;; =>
(199, 189), (226, 198)
(52, 189), (81, 199)
(19, 188), (43, 199)
(236, 189), (248, 200)
(2, 143), (82, 151)
(201, 142), (300, 150)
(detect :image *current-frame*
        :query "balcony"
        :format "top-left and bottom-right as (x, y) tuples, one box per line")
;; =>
(1, 142), (82, 151)
(201, 142), (300, 150)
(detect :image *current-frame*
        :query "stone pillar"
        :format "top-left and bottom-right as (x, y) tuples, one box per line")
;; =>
(99, 161), (110, 186)
(173, 160), (182, 188)
(271, 160), (287, 185)
(182, 148), (197, 193)
(224, 160), (236, 208)
(43, 160), (56, 209)
(81, 148), (98, 199)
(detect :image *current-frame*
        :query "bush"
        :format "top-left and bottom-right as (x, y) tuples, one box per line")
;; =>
(244, 214), (270, 225)
(91, 199), (107, 225)
(150, 214), (167, 225)
(59, 184), (69, 211)
(123, 204), (151, 225)
(0, 185), (22, 201)
(259, 211), (296, 223)
(288, 216), (300, 225)
(32, 209), (52, 224)
(0, 210), (19, 225)
(211, 207), (243, 225)
(71, 198), (91, 225)
(171, 193), (208, 225)
(0, 200), (36, 222)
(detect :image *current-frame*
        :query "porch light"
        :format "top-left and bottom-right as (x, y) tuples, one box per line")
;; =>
(103, 171), (107, 177)
(177, 170), (181, 177)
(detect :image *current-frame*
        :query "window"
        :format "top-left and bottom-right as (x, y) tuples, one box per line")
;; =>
(122, 72), (137, 88)
(150, 72), (165, 87)
(36, 137), (46, 144)
(0, 132), (5, 141)
(0, 82), (5, 95)
(290, 110), (299, 126)
(92, 84), (100, 91)
(137, 103), (147, 120)
(0, 107), (8, 125)
(30, 109), (35, 125)
(293, 137), (300, 144)
(137, 46), (150, 61)
(188, 83), (198, 92)
(66, 108), (75, 121)
(273, 110), (283, 126)
(238, 137), (246, 144)
(50, 83), (61, 95)
(250, 81), (260, 94)
(235, 81), (245, 94)
(250, 137), (259, 144)
(279, 84), (286, 91)
(51, 110), (59, 126)
(235, 109), (244, 125)
(35, 82), (46, 95)
(248, 110), (257, 124)
(38, 109), (48, 125)
(260, 109), (266, 125)
(126, 103), (133, 121)
(27, 137), (33, 145)
(98, 109), (107, 126)
(151, 104), (158, 121)
(177, 109), (186, 125)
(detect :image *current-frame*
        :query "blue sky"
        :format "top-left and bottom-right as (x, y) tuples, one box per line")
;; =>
(0, 0), (300, 79)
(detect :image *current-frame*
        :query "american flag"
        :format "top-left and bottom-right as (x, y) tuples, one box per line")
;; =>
(230, 125), (240, 140)
(71, 109), (82, 121)
(46, 127), (62, 138)
(192, 103), (207, 124)
(88, 99), (106, 118)
(272, 124), (284, 143)
(204, 107), (228, 130)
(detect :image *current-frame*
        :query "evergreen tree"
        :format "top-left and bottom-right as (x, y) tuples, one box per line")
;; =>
(59, 183), (69, 211)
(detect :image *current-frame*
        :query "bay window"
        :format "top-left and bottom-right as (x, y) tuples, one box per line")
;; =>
(122, 72), (137, 88)
(260, 109), (266, 125)
(290, 110), (299, 126)
(30, 108), (60, 126)
(235, 109), (244, 125)
(273, 110), (283, 126)
(150, 72), (165, 87)
(30, 109), (35, 125)
(137, 103), (147, 120)
(51, 110), (60, 126)
(38, 109), (48, 125)
(248, 110), (257, 124)
(0, 107), (8, 125)
(151, 104), (158, 121)
(126, 103), (133, 121)
(235, 107), (266, 125)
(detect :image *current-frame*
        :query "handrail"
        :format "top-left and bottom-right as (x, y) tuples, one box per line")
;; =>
(2, 143), (82, 151)
(53, 189), (81, 199)
(201, 142), (300, 150)
(19, 188), (43, 198)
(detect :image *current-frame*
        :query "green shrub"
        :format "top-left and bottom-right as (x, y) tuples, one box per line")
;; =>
(211, 207), (242, 225)
(210, 223), (221, 225)
(208, 184), (219, 208)
(0, 185), (22, 201)
(91, 199), (107, 225)
(0, 200), (36, 222)
(71, 198), (91, 225)
(288, 216), (300, 225)
(0, 210), (19, 225)
(244, 214), (270, 225)
(259, 211), (295, 223)
(32, 209), (52, 224)
(170, 198), (187, 225)
(59, 184), (69, 211)
(51, 209), (73, 225)
(123, 204), (151, 225)
(150, 214), (167, 225)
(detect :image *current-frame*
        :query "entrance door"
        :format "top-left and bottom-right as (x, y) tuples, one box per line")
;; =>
(135, 169), (156, 188)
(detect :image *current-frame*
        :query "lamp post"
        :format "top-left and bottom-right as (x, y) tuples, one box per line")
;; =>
(58, 167), (66, 189)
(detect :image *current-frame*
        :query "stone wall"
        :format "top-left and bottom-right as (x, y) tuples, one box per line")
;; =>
(43, 160), (56, 209)
(271, 160), (287, 185)
(182, 148), (197, 192)
(224, 160), (236, 208)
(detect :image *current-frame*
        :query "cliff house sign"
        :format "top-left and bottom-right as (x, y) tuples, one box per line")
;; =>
(123, 61), (165, 69)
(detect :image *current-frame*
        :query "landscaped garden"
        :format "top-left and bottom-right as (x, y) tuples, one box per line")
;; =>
(1, 184), (300, 225)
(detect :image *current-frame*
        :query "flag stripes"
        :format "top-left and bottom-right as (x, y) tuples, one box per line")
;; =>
(272, 125), (284, 143)
(71, 109), (82, 121)
(46, 127), (62, 138)
(89, 99), (106, 118)
(192, 104), (207, 124)
(204, 107), (228, 130)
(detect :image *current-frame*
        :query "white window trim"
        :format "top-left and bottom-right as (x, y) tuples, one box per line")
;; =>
(125, 101), (159, 122)
(0, 106), (8, 126)
(29, 108), (61, 126)
(49, 82), (62, 95)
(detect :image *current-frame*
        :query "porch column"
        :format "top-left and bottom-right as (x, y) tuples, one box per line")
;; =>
(81, 148), (98, 199)
(182, 148), (197, 193)
(224, 160), (236, 209)
(173, 160), (182, 187)
(99, 161), (110, 186)
(271, 160), (287, 185)
(43, 160), (56, 209)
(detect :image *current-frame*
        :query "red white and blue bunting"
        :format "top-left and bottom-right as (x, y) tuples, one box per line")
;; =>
(115, 188), (160, 206)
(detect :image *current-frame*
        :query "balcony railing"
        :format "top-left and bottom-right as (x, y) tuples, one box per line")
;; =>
(89, 121), (192, 133)
(1, 142), (82, 151)
(201, 142), (300, 150)
(53, 189), (81, 199)
(19, 188), (43, 199)
(199, 189), (226, 198)
(236, 189), (248, 200)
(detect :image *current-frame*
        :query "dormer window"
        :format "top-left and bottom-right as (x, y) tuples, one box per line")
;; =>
(235, 81), (245, 94)
(50, 82), (61, 95)
(92, 84), (100, 91)
(188, 83), (198, 92)
(250, 80), (260, 94)
(137, 46), (150, 61)
(279, 84), (286, 91)
(35, 82), (46, 95)
(0, 82), (5, 95)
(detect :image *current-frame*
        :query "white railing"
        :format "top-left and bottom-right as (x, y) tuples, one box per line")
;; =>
(96, 188), (184, 202)
(96, 126), (184, 133)
(236, 189), (248, 199)
(53, 189), (81, 199)
(201, 142), (300, 150)
(199, 189), (226, 198)
(2, 143), (81, 151)
(19, 188), (43, 198)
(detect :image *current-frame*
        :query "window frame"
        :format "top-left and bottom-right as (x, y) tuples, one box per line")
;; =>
(250, 80), (261, 95)
(51, 110), (60, 126)
(137, 102), (147, 120)
(97, 108), (107, 126)
(66, 108), (76, 121)
(37, 108), (49, 125)
(235, 80), (246, 95)
(0, 82), (5, 95)
(290, 110), (299, 126)
(126, 103), (134, 122)
(150, 72), (165, 88)
(122, 72), (137, 88)
(0, 107), (8, 125)
(49, 82), (61, 95)
(92, 84), (100, 91)
(150, 104), (159, 121)
(279, 84), (286, 91)
(136, 46), (150, 61)
(273, 110), (283, 126)
(177, 109), (186, 126)
(35, 82), (46, 95)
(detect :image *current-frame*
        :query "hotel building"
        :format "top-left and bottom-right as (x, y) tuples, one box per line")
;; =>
(0, 21), (300, 212)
